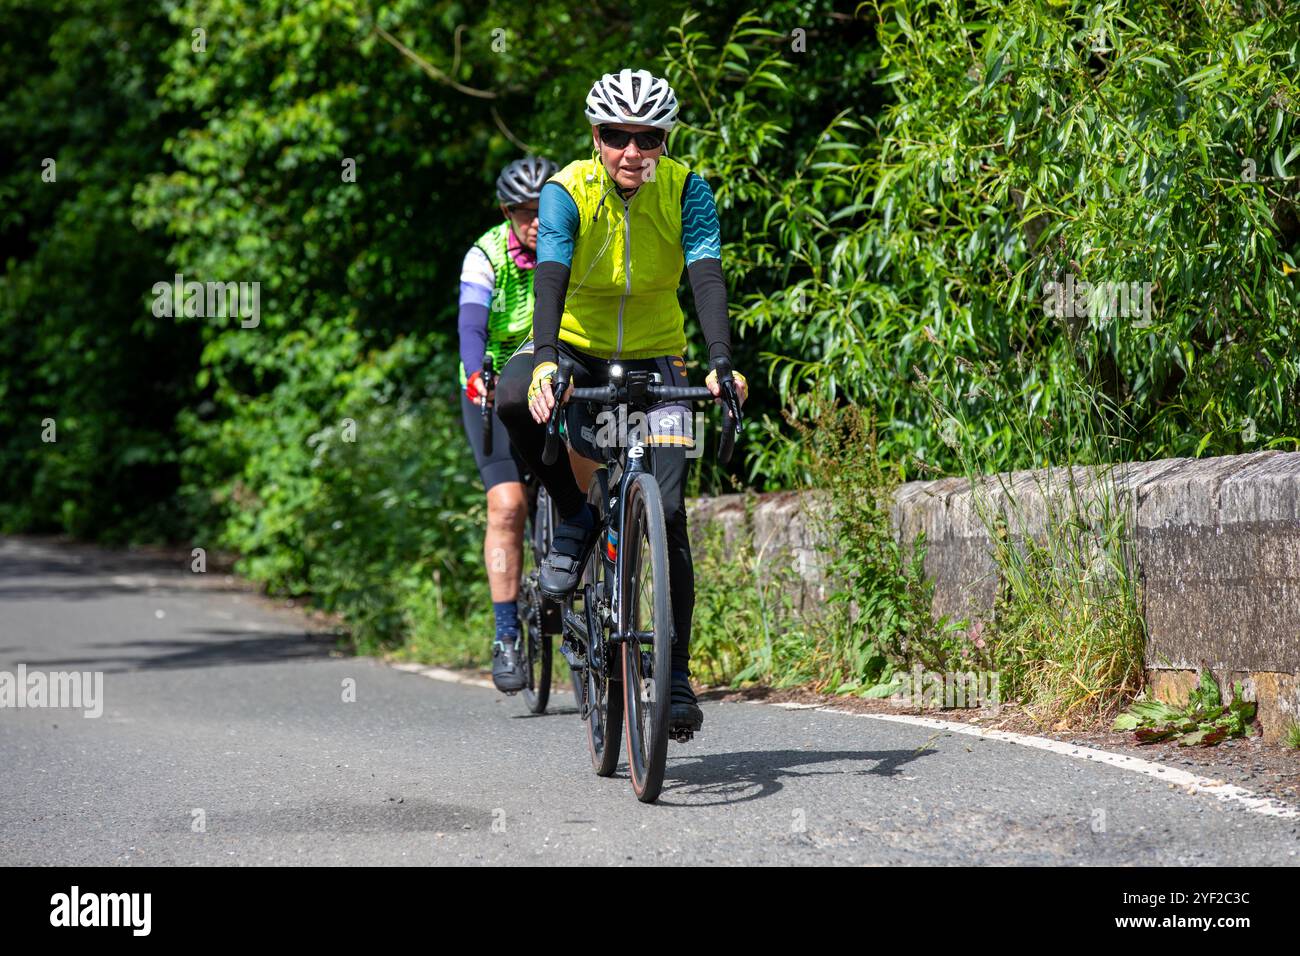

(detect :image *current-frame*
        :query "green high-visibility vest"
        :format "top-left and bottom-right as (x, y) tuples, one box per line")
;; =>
(459, 220), (535, 388)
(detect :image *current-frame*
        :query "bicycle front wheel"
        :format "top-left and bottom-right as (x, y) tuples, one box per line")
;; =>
(619, 471), (673, 803)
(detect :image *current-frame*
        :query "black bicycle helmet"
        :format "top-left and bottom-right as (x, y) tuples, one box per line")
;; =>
(496, 155), (559, 205)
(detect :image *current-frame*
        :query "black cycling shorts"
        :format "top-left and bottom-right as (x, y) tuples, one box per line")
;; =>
(460, 390), (528, 491)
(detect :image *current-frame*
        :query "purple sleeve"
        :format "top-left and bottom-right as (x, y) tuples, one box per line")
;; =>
(458, 302), (490, 379)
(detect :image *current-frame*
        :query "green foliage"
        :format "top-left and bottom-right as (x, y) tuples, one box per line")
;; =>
(1114, 669), (1257, 745)
(662, 6), (881, 490)
(918, 318), (1147, 725)
(298, 336), (487, 649)
(0, 0), (199, 540)
(744, 0), (1300, 478)
(795, 398), (968, 694)
(690, 400), (970, 697)
(689, 493), (821, 687)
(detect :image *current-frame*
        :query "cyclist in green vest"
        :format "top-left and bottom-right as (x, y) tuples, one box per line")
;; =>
(459, 155), (558, 693)
(496, 69), (749, 735)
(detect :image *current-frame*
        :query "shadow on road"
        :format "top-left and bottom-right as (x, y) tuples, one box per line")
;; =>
(180, 797), (488, 835)
(511, 705), (583, 718)
(21, 628), (340, 672)
(0, 537), (248, 601)
(655, 746), (939, 806)
(0, 581), (250, 601)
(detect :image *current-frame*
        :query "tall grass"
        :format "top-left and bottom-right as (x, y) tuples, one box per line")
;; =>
(916, 331), (1147, 726)
(689, 491), (824, 687)
(690, 399), (969, 694)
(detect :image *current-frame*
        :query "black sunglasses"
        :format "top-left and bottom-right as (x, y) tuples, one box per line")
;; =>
(598, 126), (666, 150)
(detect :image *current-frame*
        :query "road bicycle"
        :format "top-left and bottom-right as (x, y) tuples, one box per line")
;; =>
(541, 356), (742, 803)
(482, 352), (575, 715)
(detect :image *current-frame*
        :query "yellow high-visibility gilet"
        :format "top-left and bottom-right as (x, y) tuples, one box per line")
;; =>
(548, 155), (689, 359)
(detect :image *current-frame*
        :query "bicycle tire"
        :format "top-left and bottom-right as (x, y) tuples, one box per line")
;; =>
(580, 468), (623, 776)
(519, 581), (551, 713)
(521, 485), (555, 714)
(619, 471), (673, 803)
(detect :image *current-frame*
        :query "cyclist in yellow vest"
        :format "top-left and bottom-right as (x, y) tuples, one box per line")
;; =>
(459, 156), (557, 693)
(496, 69), (749, 734)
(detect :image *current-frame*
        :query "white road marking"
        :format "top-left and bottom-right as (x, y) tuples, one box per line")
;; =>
(111, 574), (161, 588)
(390, 662), (496, 691)
(391, 661), (576, 694)
(387, 663), (1300, 821)
(770, 703), (1300, 821)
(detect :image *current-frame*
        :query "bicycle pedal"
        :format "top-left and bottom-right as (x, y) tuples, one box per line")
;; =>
(558, 639), (586, 670)
(669, 728), (695, 743)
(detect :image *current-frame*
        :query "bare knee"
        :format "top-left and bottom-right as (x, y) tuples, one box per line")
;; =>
(486, 483), (527, 532)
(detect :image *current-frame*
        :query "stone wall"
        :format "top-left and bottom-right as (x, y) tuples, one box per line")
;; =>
(687, 451), (1300, 741)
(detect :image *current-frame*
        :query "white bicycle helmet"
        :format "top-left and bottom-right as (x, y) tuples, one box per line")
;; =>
(495, 155), (558, 205)
(584, 68), (679, 131)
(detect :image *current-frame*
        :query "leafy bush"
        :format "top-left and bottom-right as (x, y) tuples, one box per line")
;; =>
(691, 400), (969, 696)
(0, 0), (199, 541)
(795, 398), (968, 694)
(738, 0), (1300, 477)
(915, 330), (1147, 725)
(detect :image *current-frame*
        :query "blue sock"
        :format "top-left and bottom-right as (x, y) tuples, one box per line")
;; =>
(494, 601), (520, 642)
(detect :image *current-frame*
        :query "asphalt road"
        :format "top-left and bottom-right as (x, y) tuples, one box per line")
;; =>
(2, 536), (1297, 865)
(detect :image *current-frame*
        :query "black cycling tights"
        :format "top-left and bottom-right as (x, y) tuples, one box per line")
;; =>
(496, 341), (695, 675)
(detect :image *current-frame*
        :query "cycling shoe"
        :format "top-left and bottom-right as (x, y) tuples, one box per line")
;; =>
(491, 636), (527, 693)
(669, 671), (703, 733)
(539, 504), (599, 600)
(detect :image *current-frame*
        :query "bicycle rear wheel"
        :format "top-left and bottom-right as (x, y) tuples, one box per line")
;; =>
(521, 485), (556, 714)
(578, 468), (622, 775)
(520, 579), (551, 714)
(619, 472), (673, 803)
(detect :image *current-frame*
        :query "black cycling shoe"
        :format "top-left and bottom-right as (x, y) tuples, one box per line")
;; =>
(669, 672), (704, 733)
(539, 504), (600, 600)
(491, 636), (527, 693)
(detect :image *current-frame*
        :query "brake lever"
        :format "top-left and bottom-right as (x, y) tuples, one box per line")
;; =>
(481, 352), (496, 456)
(722, 378), (743, 430)
(542, 359), (571, 466)
(714, 377), (742, 465)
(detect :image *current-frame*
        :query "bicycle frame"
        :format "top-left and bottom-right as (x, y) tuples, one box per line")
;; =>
(559, 426), (649, 649)
(548, 359), (740, 673)
(542, 356), (742, 796)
